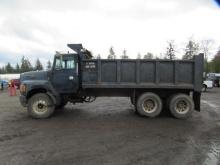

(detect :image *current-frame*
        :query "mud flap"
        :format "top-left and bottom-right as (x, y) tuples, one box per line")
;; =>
(47, 92), (61, 106)
(193, 92), (201, 111)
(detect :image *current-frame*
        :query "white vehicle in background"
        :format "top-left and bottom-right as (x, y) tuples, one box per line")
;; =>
(207, 72), (220, 87)
(0, 74), (20, 81)
(202, 80), (213, 92)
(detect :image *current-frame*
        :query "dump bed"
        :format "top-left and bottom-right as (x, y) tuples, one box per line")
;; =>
(82, 54), (203, 92)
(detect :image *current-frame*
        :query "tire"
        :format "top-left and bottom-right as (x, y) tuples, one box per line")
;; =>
(136, 92), (162, 118)
(27, 93), (55, 119)
(202, 84), (207, 92)
(169, 94), (194, 119)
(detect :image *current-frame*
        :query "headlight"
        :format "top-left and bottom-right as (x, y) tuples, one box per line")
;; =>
(20, 84), (26, 93)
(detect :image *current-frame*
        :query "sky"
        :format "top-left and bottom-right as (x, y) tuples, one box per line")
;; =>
(0, 0), (220, 67)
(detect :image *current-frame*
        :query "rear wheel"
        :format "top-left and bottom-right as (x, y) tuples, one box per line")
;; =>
(169, 94), (194, 119)
(28, 93), (55, 119)
(136, 92), (162, 118)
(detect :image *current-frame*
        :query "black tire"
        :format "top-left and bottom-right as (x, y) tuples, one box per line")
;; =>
(169, 94), (194, 119)
(27, 93), (55, 119)
(202, 84), (207, 92)
(136, 92), (162, 118)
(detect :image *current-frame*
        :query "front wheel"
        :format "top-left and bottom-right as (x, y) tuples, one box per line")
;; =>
(136, 92), (162, 118)
(28, 93), (55, 119)
(169, 94), (194, 119)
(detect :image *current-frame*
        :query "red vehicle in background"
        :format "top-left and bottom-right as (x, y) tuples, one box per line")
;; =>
(11, 79), (20, 89)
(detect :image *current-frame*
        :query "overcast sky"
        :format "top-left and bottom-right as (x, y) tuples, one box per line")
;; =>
(0, 0), (220, 67)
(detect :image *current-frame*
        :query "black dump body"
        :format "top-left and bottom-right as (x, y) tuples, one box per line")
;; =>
(82, 54), (204, 92)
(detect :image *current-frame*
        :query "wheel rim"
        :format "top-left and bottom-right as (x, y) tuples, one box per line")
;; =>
(33, 100), (48, 114)
(175, 100), (189, 114)
(142, 99), (157, 113)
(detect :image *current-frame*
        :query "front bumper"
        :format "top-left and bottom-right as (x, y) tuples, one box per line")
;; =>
(19, 95), (27, 107)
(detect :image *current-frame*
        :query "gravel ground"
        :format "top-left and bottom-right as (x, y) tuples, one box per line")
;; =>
(0, 89), (220, 165)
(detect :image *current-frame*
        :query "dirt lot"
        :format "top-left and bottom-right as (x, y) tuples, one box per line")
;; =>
(0, 89), (220, 165)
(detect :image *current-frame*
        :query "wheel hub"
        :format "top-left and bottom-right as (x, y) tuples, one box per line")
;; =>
(38, 104), (44, 109)
(33, 100), (47, 114)
(176, 100), (189, 114)
(142, 99), (157, 113)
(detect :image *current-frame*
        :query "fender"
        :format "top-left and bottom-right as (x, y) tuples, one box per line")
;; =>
(23, 80), (61, 106)
(46, 91), (59, 105)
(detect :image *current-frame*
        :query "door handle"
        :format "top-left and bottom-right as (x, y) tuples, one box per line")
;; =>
(69, 76), (74, 80)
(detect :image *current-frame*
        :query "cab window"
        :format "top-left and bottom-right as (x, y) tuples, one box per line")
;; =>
(54, 56), (75, 70)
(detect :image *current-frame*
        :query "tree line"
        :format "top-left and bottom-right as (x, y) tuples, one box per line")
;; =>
(0, 56), (52, 74)
(96, 38), (220, 73)
(1, 38), (220, 74)
(101, 39), (211, 60)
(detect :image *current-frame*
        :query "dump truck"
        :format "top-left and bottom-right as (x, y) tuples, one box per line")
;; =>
(19, 44), (204, 119)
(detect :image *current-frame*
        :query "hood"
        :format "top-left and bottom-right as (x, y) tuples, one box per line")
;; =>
(20, 70), (50, 82)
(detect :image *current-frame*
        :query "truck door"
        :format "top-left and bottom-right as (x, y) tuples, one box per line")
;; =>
(52, 54), (78, 93)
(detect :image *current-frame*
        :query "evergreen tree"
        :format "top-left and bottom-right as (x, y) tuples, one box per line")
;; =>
(96, 54), (101, 59)
(107, 47), (116, 59)
(1, 67), (6, 74)
(137, 53), (141, 59)
(15, 63), (20, 73)
(0, 67), (4, 74)
(5, 62), (14, 73)
(182, 39), (199, 60)
(20, 56), (33, 73)
(121, 49), (129, 59)
(143, 52), (154, 59)
(47, 60), (52, 70)
(35, 58), (43, 71)
(211, 49), (220, 72)
(165, 40), (175, 60)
